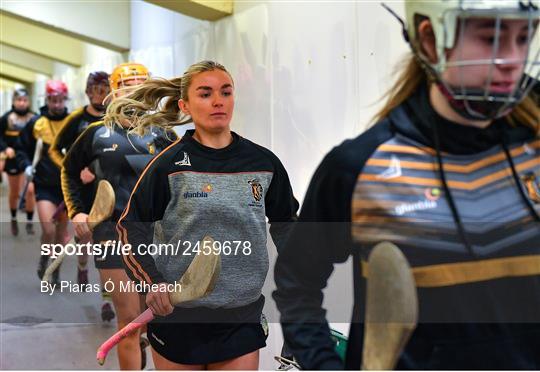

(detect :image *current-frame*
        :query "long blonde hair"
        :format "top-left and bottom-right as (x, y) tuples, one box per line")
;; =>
(372, 54), (540, 135)
(104, 60), (232, 136)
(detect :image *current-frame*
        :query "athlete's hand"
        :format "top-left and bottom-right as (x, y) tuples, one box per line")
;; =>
(146, 284), (174, 316)
(24, 166), (33, 180)
(5, 147), (15, 159)
(80, 167), (95, 184)
(72, 213), (92, 242)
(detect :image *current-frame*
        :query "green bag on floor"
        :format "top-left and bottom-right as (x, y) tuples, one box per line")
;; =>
(330, 329), (348, 361)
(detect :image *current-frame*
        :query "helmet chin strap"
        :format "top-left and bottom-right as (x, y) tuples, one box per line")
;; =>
(90, 102), (106, 113)
(12, 106), (30, 116)
(435, 82), (521, 121)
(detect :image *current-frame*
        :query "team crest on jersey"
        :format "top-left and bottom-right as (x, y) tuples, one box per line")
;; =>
(248, 179), (263, 202)
(521, 172), (540, 204)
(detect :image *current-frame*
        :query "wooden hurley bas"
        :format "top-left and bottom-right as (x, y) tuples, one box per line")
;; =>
(18, 138), (43, 210)
(96, 236), (221, 365)
(42, 180), (115, 283)
(362, 242), (418, 370)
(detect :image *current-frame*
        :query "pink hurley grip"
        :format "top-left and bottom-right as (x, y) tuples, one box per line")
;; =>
(96, 308), (154, 365)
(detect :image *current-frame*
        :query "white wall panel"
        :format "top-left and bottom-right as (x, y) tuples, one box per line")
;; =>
(130, 1), (175, 78)
(131, 0), (213, 78)
(356, 2), (409, 126)
(46, 45), (122, 112)
(213, 4), (271, 145)
(130, 1), (408, 201)
(267, 2), (361, 200)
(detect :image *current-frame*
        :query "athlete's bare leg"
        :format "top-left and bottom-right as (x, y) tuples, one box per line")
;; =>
(23, 177), (35, 215)
(8, 174), (22, 210)
(53, 208), (71, 245)
(99, 268), (142, 370)
(150, 347), (204, 370)
(150, 347), (259, 370)
(208, 350), (259, 370)
(37, 200), (58, 244)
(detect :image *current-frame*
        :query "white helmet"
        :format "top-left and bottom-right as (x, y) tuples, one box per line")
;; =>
(399, 0), (540, 120)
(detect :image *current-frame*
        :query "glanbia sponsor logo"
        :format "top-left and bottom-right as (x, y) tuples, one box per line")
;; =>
(183, 191), (208, 199)
(394, 200), (437, 216)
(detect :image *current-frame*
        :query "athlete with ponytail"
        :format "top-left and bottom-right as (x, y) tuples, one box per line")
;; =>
(115, 60), (298, 369)
(274, 1), (540, 369)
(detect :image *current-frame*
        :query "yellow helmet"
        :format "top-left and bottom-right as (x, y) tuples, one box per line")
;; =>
(109, 62), (149, 90)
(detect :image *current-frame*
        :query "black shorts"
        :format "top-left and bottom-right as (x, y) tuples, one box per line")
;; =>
(4, 158), (24, 175)
(35, 184), (63, 205)
(148, 296), (268, 365)
(93, 223), (124, 270)
(93, 242), (124, 269)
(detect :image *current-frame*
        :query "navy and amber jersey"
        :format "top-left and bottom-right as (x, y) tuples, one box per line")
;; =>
(117, 130), (299, 309)
(49, 106), (102, 168)
(274, 85), (540, 370)
(61, 121), (177, 227)
(14, 109), (70, 187)
(0, 109), (36, 151)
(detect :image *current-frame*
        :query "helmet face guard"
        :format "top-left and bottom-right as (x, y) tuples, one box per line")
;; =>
(403, 0), (540, 120)
(86, 71), (109, 91)
(86, 71), (110, 112)
(12, 88), (30, 115)
(44, 80), (68, 116)
(109, 63), (149, 91)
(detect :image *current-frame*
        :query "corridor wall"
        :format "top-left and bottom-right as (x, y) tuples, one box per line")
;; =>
(129, 1), (409, 201)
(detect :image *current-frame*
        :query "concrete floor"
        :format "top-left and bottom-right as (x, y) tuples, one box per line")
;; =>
(0, 177), (124, 369)
(0, 174), (351, 370)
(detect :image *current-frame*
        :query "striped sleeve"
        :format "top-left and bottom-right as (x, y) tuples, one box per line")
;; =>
(0, 113), (9, 151)
(61, 121), (102, 219)
(14, 117), (37, 170)
(49, 107), (83, 168)
(117, 140), (177, 285)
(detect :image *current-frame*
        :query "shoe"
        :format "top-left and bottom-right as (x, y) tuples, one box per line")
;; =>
(25, 222), (34, 235)
(10, 219), (18, 236)
(77, 268), (88, 288)
(140, 336), (149, 369)
(37, 256), (49, 280)
(275, 356), (300, 371)
(101, 302), (115, 322)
